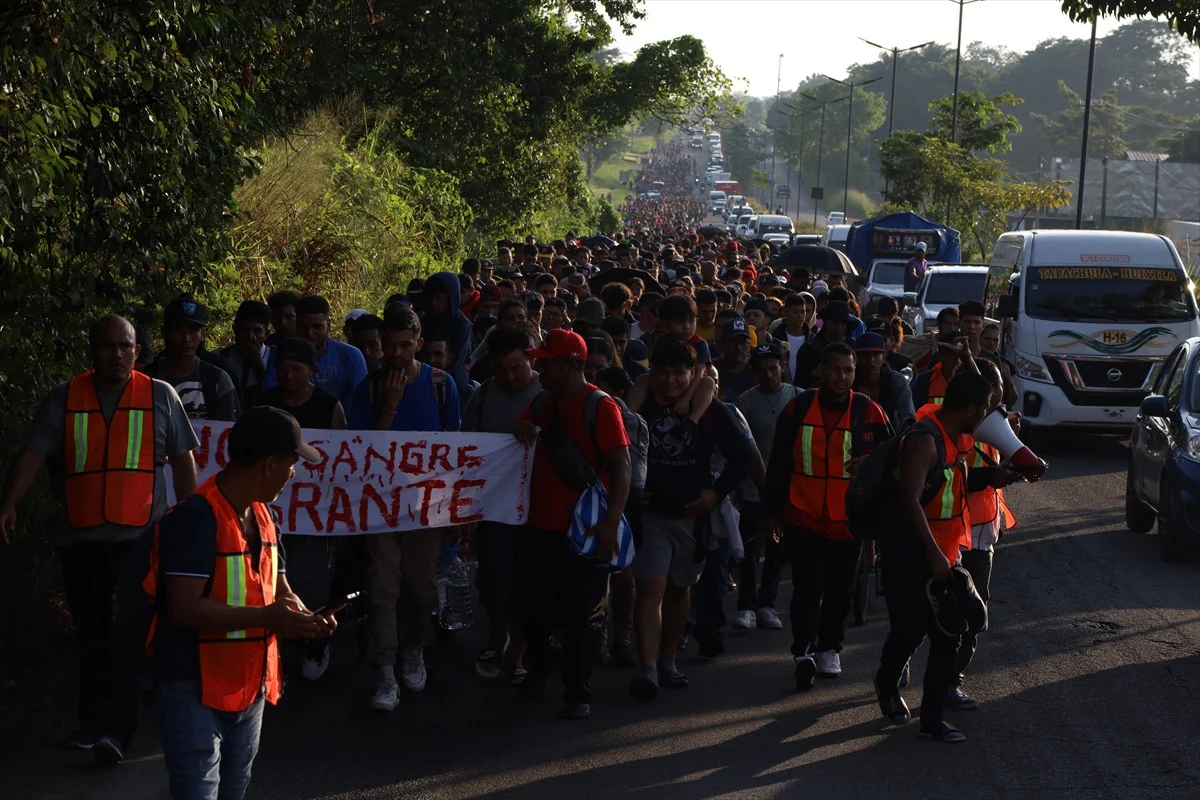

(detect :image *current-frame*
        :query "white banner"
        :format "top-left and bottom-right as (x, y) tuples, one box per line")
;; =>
(175, 422), (533, 535)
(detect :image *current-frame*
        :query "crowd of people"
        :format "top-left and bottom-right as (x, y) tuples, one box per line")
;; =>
(0, 143), (1030, 798)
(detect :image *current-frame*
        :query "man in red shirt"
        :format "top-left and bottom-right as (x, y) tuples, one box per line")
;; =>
(764, 343), (893, 691)
(513, 330), (631, 720)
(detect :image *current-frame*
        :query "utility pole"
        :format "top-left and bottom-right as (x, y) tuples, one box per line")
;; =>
(824, 74), (883, 216)
(859, 38), (934, 138)
(1075, 16), (1098, 230)
(781, 103), (799, 219)
(946, 0), (984, 225)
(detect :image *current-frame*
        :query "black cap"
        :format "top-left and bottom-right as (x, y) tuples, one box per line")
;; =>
(164, 294), (208, 327)
(228, 407), (321, 464)
(275, 337), (317, 366)
(820, 301), (851, 323)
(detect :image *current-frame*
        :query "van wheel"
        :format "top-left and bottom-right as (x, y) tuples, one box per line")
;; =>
(1158, 479), (1187, 562)
(1125, 469), (1156, 534)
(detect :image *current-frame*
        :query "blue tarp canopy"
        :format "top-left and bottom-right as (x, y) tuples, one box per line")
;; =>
(845, 211), (961, 271)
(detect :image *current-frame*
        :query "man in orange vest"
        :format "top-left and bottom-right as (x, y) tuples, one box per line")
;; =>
(873, 372), (1017, 743)
(913, 329), (968, 407)
(154, 406), (336, 799)
(764, 342), (893, 692)
(0, 314), (200, 764)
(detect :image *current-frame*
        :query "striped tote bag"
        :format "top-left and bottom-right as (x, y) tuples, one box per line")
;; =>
(568, 483), (635, 572)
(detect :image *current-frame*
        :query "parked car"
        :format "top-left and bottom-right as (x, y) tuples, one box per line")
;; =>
(1126, 337), (1200, 560)
(863, 258), (909, 312)
(827, 211), (846, 225)
(902, 265), (988, 335)
(790, 234), (822, 247)
(735, 214), (756, 238)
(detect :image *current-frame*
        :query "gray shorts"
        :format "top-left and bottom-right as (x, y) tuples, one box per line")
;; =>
(634, 515), (704, 587)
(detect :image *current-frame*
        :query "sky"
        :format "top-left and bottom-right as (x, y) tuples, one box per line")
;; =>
(611, 0), (1200, 97)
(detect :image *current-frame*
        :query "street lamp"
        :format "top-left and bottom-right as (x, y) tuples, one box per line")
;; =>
(808, 94), (851, 227)
(858, 38), (934, 138)
(1075, 16), (1098, 230)
(824, 74), (883, 216)
(947, 0), (984, 224)
(781, 102), (801, 218)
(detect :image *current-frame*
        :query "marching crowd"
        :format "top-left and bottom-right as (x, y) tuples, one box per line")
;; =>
(0, 143), (1032, 798)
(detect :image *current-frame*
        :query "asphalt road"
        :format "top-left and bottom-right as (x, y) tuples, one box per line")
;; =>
(8, 428), (1200, 800)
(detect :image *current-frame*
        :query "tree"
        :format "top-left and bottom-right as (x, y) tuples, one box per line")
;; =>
(928, 91), (1024, 153)
(1160, 116), (1200, 162)
(1060, 1), (1200, 44)
(879, 94), (1072, 258)
(1032, 84), (1128, 155)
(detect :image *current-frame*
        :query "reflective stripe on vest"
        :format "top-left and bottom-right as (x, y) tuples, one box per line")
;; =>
(922, 415), (969, 562)
(789, 390), (856, 525)
(928, 364), (949, 406)
(63, 370), (156, 529)
(194, 476), (283, 713)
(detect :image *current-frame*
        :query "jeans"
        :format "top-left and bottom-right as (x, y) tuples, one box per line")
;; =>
(514, 527), (607, 704)
(876, 535), (961, 729)
(737, 501), (785, 611)
(783, 526), (862, 657)
(693, 536), (732, 644)
(953, 548), (994, 686)
(60, 540), (137, 743)
(157, 681), (264, 800)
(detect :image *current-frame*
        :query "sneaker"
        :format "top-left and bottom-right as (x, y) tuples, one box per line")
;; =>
(609, 643), (635, 668)
(66, 727), (98, 750)
(899, 661), (911, 689)
(92, 736), (123, 766)
(506, 667), (528, 687)
(757, 607), (783, 630)
(816, 650), (841, 678)
(731, 610), (757, 630)
(793, 655), (817, 692)
(558, 702), (591, 720)
(475, 648), (502, 680)
(921, 720), (967, 743)
(301, 641), (331, 681)
(401, 648), (427, 693)
(946, 686), (979, 709)
(369, 678), (400, 712)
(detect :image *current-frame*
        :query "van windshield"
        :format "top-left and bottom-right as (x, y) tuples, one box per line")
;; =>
(871, 263), (906, 286)
(1027, 266), (1194, 322)
(926, 273), (987, 305)
(759, 221), (792, 234)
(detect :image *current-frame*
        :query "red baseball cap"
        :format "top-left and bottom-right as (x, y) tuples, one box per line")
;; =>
(527, 329), (587, 362)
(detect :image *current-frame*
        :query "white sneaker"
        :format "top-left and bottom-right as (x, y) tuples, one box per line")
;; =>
(731, 609), (757, 630)
(301, 642), (331, 681)
(757, 607), (783, 630)
(816, 649), (841, 678)
(402, 648), (427, 692)
(369, 678), (399, 712)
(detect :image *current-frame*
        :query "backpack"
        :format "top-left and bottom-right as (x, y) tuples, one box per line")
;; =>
(845, 418), (949, 540)
(530, 389), (608, 491)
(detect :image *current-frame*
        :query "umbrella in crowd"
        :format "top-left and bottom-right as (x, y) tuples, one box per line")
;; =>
(588, 266), (666, 296)
(697, 225), (727, 238)
(774, 244), (858, 276)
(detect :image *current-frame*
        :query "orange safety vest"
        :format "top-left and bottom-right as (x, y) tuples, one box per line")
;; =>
(927, 363), (949, 406)
(922, 414), (970, 563)
(967, 443), (1017, 533)
(63, 370), (156, 529)
(194, 476), (283, 713)
(789, 390), (860, 538)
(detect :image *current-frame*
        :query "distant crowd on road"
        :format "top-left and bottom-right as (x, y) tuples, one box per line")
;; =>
(0, 142), (1034, 798)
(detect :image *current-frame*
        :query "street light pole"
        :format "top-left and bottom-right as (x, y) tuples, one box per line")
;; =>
(859, 38), (934, 138)
(810, 94), (851, 227)
(781, 103), (799, 218)
(824, 74), (883, 216)
(946, 0), (983, 225)
(1075, 16), (1098, 230)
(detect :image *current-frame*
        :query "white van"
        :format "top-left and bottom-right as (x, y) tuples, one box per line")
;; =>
(822, 224), (851, 253)
(752, 214), (795, 244)
(989, 230), (1200, 429)
(708, 190), (727, 213)
(902, 265), (989, 335)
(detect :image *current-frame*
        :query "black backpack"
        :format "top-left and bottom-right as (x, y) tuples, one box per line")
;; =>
(845, 418), (949, 540)
(530, 389), (608, 491)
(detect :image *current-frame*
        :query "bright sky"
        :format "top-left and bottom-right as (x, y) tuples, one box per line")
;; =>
(612, 0), (1200, 97)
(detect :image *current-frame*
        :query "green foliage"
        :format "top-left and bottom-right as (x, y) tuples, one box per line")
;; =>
(1060, 0), (1200, 43)
(928, 92), (1024, 153)
(1160, 116), (1200, 162)
(827, 189), (877, 221)
(1033, 84), (1129, 154)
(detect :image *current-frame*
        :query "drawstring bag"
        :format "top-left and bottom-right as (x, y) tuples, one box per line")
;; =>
(568, 482), (635, 572)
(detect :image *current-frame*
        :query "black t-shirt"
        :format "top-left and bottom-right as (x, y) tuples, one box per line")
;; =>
(258, 385), (341, 429)
(154, 493), (286, 682)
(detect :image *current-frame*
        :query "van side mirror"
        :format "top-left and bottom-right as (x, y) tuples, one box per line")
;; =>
(997, 295), (1016, 318)
(1140, 394), (1169, 418)
(903, 292), (918, 306)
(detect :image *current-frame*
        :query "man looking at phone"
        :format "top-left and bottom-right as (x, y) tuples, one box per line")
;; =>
(154, 406), (336, 798)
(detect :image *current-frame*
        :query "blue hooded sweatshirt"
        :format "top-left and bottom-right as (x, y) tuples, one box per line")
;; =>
(423, 271), (475, 409)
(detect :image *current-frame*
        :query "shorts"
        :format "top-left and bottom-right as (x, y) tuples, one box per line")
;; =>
(474, 521), (518, 595)
(633, 515), (704, 587)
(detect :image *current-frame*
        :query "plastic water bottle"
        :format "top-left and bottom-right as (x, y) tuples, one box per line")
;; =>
(436, 542), (473, 631)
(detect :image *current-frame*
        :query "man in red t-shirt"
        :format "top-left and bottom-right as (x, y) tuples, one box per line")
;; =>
(513, 330), (631, 720)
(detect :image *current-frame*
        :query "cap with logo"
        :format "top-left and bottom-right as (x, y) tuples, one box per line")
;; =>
(854, 332), (887, 353)
(750, 341), (785, 363)
(228, 406), (321, 464)
(721, 318), (751, 341)
(527, 329), (588, 362)
(164, 294), (208, 327)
